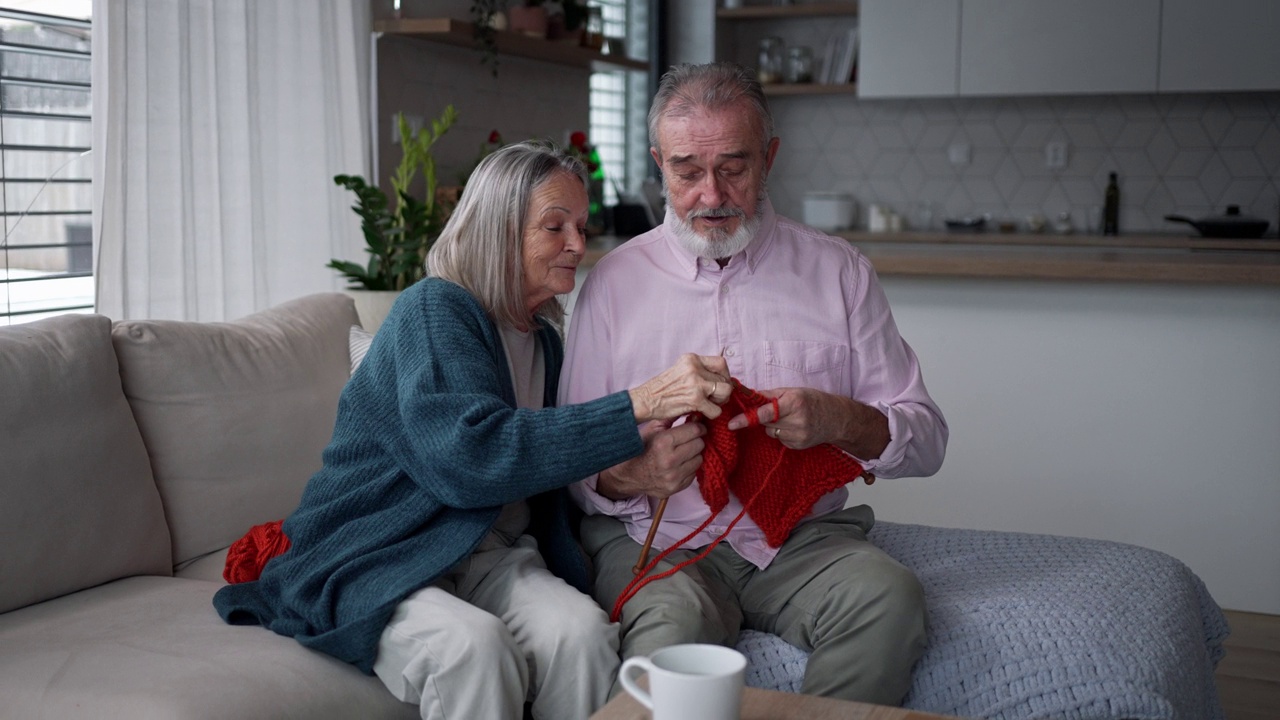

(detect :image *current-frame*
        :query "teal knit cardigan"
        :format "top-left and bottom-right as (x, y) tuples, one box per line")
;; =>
(213, 278), (643, 674)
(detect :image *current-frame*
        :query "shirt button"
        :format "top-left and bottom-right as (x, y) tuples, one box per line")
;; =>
(725, 348), (736, 357)
(720, 285), (729, 294)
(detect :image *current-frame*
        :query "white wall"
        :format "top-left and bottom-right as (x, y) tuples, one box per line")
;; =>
(865, 277), (1280, 614)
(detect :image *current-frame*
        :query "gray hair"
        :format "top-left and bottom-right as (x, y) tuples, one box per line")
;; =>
(427, 140), (587, 331)
(647, 62), (775, 160)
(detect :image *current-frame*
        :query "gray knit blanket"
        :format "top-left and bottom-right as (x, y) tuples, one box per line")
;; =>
(734, 521), (1229, 719)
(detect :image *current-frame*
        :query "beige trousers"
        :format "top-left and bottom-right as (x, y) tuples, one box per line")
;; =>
(581, 505), (927, 706)
(373, 536), (620, 720)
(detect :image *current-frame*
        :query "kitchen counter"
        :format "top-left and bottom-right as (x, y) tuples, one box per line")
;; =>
(583, 232), (1280, 285)
(837, 231), (1280, 285)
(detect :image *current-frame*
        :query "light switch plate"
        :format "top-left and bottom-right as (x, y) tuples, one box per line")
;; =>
(390, 114), (424, 145)
(1045, 141), (1068, 170)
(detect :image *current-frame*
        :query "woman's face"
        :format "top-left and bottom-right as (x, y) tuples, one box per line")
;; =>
(522, 170), (589, 316)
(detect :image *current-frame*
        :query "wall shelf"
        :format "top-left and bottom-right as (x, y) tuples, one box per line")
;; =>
(716, 2), (860, 91)
(373, 18), (648, 73)
(717, 3), (859, 20)
(763, 82), (858, 96)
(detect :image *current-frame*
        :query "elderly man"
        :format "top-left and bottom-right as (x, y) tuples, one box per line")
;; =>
(559, 62), (948, 706)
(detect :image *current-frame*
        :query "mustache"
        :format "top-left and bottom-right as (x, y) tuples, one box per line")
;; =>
(687, 207), (746, 220)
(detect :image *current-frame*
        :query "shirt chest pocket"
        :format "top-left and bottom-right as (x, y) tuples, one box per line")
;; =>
(762, 340), (849, 394)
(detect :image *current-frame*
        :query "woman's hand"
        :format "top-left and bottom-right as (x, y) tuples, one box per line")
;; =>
(628, 353), (731, 423)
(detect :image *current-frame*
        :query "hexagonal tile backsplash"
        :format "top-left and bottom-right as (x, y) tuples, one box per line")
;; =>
(767, 92), (1280, 235)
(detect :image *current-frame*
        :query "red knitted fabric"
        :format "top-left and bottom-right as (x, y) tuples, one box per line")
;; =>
(610, 378), (870, 621)
(699, 380), (866, 547)
(223, 519), (290, 584)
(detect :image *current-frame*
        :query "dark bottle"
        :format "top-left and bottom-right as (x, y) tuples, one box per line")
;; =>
(1103, 172), (1120, 236)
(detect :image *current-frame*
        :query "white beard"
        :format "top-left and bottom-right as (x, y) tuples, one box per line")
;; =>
(666, 196), (765, 261)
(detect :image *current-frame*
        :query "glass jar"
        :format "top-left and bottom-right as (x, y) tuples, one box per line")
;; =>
(786, 46), (814, 83)
(757, 37), (784, 85)
(581, 6), (604, 51)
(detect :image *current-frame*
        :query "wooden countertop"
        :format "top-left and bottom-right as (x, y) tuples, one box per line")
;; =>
(583, 231), (1280, 285)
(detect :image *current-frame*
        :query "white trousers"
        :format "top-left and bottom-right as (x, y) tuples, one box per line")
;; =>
(373, 536), (620, 720)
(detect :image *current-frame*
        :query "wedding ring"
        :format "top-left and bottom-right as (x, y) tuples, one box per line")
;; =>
(773, 427), (781, 439)
(711, 381), (718, 398)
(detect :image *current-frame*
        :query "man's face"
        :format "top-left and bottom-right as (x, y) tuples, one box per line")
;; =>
(651, 104), (779, 249)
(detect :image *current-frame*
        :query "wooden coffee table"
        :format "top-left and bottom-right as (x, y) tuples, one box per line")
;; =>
(589, 686), (960, 719)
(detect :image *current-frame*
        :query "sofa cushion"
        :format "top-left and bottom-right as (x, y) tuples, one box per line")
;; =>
(112, 293), (360, 567)
(734, 521), (1231, 720)
(349, 324), (373, 373)
(0, 576), (416, 719)
(0, 315), (170, 614)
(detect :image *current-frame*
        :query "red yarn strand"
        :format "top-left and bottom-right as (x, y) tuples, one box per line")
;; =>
(610, 422), (790, 623)
(610, 380), (862, 622)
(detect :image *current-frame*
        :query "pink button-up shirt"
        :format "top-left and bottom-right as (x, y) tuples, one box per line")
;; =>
(559, 201), (947, 569)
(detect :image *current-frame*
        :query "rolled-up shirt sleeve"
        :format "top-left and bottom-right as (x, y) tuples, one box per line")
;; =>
(566, 472), (651, 519)
(841, 254), (948, 479)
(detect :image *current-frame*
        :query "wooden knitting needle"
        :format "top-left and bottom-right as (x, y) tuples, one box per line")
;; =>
(633, 497), (668, 575)
(634, 372), (728, 576)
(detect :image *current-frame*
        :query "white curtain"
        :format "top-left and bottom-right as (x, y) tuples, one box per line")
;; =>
(92, 0), (370, 321)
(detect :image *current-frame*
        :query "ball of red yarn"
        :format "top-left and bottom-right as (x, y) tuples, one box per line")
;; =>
(222, 519), (290, 584)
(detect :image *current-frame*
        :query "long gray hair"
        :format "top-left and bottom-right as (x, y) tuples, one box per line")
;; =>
(427, 140), (587, 330)
(647, 62), (774, 160)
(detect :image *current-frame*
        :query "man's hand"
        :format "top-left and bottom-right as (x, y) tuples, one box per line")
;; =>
(596, 419), (706, 502)
(727, 387), (890, 460)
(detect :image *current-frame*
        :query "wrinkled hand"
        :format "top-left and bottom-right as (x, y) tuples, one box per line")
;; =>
(628, 353), (731, 423)
(596, 419), (706, 501)
(727, 386), (890, 459)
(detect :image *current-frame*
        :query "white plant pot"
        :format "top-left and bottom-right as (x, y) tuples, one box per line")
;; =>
(343, 289), (401, 334)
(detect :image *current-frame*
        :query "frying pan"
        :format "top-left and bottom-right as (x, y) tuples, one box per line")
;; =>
(1164, 205), (1270, 239)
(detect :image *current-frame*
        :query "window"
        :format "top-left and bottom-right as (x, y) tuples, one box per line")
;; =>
(0, 2), (92, 326)
(589, 0), (650, 208)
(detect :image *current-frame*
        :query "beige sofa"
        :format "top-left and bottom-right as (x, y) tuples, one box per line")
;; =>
(0, 293), (415, 719)
(0, 291), (1231, 720)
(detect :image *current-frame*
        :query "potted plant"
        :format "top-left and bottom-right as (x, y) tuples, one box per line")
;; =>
(546, 1), (588, 42)
(330, 105), (458, 331)
(508, 1), (549, 39)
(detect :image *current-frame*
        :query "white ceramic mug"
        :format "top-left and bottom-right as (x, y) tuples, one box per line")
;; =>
(618, 644), (746, 720)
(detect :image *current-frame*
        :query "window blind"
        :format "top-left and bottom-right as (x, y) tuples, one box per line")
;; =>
(589, 0), (650, 208)
(0, 4), (92, 325)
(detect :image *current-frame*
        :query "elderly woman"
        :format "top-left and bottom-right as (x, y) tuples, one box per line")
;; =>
(213, 141), (731, 720)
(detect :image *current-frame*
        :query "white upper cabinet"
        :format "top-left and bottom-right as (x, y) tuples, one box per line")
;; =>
(857, 0), (960, 98)
(1160, 0), (1280, 92)
(758, 0), (1276, 99)
(958, 0), (1160, 96)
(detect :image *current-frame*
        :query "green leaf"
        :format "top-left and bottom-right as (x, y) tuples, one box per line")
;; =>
(331, 106), (458, 291)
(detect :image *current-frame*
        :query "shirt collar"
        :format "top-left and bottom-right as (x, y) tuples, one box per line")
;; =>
(661, 198), (778, 280)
